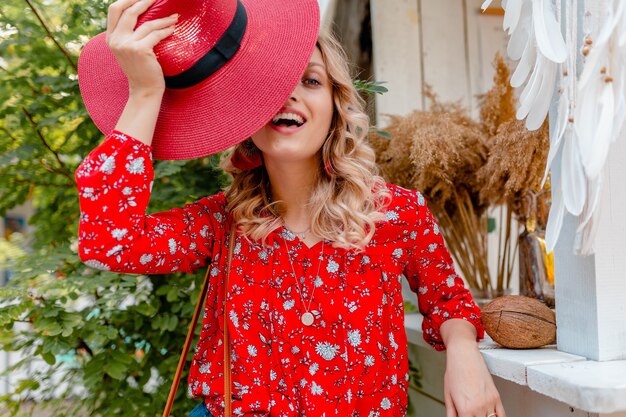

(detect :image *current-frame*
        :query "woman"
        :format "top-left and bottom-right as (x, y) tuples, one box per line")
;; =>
(75, 0), (505, 416)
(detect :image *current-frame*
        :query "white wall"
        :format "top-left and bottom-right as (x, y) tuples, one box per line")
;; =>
(371, 0), (508, 119)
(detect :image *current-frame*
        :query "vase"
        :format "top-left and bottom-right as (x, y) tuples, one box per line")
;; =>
(518, 229), (555, 308)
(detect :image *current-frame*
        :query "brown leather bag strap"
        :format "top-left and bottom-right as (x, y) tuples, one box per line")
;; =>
(162, 224), (236, 417)
(223, 225), (236, 416)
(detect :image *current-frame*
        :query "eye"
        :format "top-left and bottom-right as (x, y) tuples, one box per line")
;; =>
(303, 77), (322, 86)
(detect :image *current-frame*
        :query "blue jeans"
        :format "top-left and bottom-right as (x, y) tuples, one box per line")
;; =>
(187, 402), (214, 417)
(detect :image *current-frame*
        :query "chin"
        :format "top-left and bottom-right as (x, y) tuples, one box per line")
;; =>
(254, 123), (329, 161)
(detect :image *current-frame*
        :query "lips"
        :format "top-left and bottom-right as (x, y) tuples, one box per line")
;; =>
(269, 121), (306, 134)
(269, 107), (308, 134)
(272, 112), (305, 127)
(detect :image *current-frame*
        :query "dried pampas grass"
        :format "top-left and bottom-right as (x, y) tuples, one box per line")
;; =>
(371, 114), (422, 189)
(408, 110), (488, 217)
(373, 88), (490, 217)
(369, 54), (550, 292)
(478, 120), (549, 219)
(477, 54), (550, 224)
(479, 53), (516, 136)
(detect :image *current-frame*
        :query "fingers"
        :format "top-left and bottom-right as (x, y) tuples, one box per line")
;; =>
(106, 0), (156, 39)
(446, 385), (503, 417)
(495, 400), (507, 417)
(133, 14), (178, 40)
(107, 0), (139, 38)
(115, 0), (159, 36)
(481, 393), (505, 417)
(136, 24), (177, 50)
(104, 2), (174, 95)
(445, 389), (458, 417)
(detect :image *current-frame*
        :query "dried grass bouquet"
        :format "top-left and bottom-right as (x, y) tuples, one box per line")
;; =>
(370, 54), (549, 294)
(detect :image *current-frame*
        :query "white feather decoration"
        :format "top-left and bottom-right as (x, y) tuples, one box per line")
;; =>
(576, 0), (622, 180)
(511, 29), (537, 87)
(584, 82), (614, 178)
(515, 52), (559, 130)
(526, 56), (558, 129)
(577, 3), (619, 88)
(577, 175), (602, 234)
(560, 126), (587, 215)
(517, 53), (545, 119)
(532, 0), (567, 63)
(504, 0), (525, 33)
(570, 0), (625, 254)
(575, 10), (617, 179)
(542, 73), (569, 186)
(574, 175), (603, 254)
(545, 147), (565, 251)
(573, 81), (602, 179)
(494, 0), (566, 130)
(614, 0), (626, 139)
(486, 0), (626, 255)
(481, 0), (495, 11)
(482, 0), (510, 11)
(507, 12), (532, 60)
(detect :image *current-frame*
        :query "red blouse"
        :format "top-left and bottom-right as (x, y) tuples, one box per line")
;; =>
(75, 131), (483, 416)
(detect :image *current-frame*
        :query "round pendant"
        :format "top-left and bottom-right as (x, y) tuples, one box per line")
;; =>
(301, 312), (315, 326)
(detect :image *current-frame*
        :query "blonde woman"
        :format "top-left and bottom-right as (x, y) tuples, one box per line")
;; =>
(76, 0), (505, 416)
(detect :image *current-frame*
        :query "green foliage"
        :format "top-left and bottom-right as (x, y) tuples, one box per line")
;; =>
(352, 80), (392, 140)
(0, 1), (228, 415)
(406, 357), (425, 416)
(403, 300), (418, 314)
(353, 79), (388, 95)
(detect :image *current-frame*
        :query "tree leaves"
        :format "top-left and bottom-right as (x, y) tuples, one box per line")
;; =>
(353, 79), (389, 95)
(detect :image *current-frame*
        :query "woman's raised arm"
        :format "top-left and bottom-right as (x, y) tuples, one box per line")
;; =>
(75, 1), (226, 275)
(106, 0), (178, 145)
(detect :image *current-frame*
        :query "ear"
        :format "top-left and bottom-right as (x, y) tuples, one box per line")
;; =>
(231, 139), (263, 170)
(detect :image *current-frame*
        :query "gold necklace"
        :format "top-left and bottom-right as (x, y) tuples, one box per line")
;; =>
(289, 227), (311, 240)
(281, 233), (324, 326)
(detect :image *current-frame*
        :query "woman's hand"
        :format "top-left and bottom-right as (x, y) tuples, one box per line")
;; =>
(105, 0), (178, 145)
(106, 0), (178, 96)
(441, 319), (506, 417)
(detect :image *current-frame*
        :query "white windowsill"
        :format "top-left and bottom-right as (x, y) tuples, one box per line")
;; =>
(404, 313), (626, 414)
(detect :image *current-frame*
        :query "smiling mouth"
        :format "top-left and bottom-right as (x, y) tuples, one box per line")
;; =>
(271, 112), (306, 128)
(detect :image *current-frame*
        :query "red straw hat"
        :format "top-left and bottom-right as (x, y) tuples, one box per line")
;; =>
(78, 0), (320, 160)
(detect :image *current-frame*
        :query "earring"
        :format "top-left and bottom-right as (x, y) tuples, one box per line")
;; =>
(323, 130), (335, 176)
(231, 138), (262, 170)
(324, 157), (334, 176)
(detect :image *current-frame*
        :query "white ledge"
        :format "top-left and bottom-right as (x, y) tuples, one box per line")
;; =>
(404, 313), (626, 413)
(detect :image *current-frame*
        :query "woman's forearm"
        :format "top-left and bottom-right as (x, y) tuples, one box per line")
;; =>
(114, 90), (164, 146)
(440, 318), (478, 348)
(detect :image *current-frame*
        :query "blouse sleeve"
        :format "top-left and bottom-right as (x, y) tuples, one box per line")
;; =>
(401, 190), (484, 351)
(75, 131), (226, 275)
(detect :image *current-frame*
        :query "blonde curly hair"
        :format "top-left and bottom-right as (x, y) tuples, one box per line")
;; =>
(221, 33), (390, 250)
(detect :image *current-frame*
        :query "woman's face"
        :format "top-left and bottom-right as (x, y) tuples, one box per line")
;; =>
(251, 47), (334, 167)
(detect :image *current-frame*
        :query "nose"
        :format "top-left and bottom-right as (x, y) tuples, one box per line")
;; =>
(285, 84), (302, 104)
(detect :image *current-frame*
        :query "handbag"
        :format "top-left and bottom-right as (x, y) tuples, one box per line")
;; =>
(162, 225), (236, 417)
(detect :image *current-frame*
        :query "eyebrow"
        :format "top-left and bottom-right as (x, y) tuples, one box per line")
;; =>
(308, 62), (326, 70)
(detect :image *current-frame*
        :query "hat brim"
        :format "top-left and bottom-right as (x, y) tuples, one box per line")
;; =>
(78, 0), (320, 160)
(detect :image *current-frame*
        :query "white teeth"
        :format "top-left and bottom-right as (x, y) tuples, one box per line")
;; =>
(272, 112), (305, 125)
